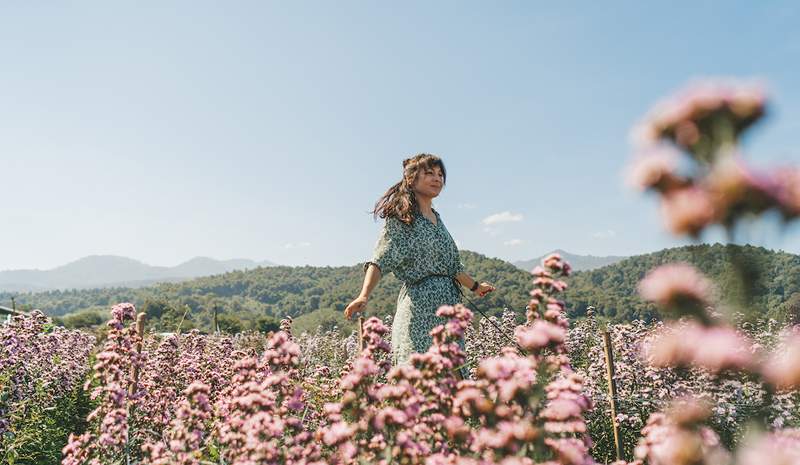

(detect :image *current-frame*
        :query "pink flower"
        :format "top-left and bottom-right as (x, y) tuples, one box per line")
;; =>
(704, 156), (782, 225)
(626, 145), (686, 193)
(737, 430), (800, 465)
(515, 321), (566, 352)
(659, 186), (716, 236)
(638, 263), (714, 311)
(322, 421), (352, 446)
(632, 78), (767, 150)
(773, 167), (800, 219)
(635, 408), (731, 465)
(544, 437), (593, 465)
(763, 334), (800, 390)
(645, 322), (754, 373)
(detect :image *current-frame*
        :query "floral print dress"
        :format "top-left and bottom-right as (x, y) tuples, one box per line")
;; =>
(364, 208), (465, 367)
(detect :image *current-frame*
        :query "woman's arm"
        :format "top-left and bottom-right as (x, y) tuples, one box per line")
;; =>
(359, 264), (382, 299)
(455, 271), (496, 297)
(455, 272), (477, 289)
(344, 264), (382, 319)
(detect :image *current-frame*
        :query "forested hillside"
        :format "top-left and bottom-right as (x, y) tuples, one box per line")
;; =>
(3, 244), (798, 334)
(564, 243), (800, 323)
(1, 251), (533, 334)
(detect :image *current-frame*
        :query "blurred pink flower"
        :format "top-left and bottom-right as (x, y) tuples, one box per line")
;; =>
(763, 333), (800, 390)
(516, 321), (566, 352)
(322, 421), (352, 446)
(659, 186), (716, 236)
(646, 322), (755, 373)
(704, 156), (782, 225)
(737, 430), (800, 465)
(632, 78), (767, 150)
(773, 167), (800, 219)
(635, 409), (731, 465)
(626, 145), (686, 193)
(638, 263), (714, 310)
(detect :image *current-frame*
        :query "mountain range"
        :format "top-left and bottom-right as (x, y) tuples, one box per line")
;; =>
(5, 244), (798, 334)
(0, 250), (620, 292)
(513, 249), (626, 272)
(0, 255), (278, 292)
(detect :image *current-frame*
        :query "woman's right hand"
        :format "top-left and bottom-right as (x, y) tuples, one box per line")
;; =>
(344, 295), (368, 320)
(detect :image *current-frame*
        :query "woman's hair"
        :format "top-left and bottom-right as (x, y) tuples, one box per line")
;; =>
(372, 153), (447, 224)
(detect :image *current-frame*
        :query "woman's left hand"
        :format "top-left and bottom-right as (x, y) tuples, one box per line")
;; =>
(473, 282), (495, 297)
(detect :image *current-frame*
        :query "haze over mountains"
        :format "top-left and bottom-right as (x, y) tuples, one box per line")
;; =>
(7, 244), (796, 335)
(513, 250), (626, 272)
(0, 255), (278, 292)
(0, 250), (624, 292)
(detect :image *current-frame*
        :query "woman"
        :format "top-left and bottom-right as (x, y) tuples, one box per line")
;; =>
(344, 153), (496, 368)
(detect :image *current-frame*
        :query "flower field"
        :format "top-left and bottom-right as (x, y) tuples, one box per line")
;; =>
(3, 78), (800, 464)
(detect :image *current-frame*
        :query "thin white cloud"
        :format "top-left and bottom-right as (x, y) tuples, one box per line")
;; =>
(284, 241), (311, 249)
(592, 229), (617, 239)
(504, 239), (525, 246)
(482, 211), (523, 226)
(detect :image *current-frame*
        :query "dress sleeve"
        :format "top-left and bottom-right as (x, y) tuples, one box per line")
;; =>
(364, 217), (404, 277)
(454, 243), (465, 275)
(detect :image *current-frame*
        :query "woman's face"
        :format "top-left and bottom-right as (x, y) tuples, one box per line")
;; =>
(412, 164), (444, 198)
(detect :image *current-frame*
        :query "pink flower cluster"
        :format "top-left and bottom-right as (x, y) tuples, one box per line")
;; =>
(624, 77), (800, 465)
(141, 381), (213, 465)
(631, 78), (766, 153)
(627, 78), (800, 236)
(637, 263), (715, 316)
(213, 330), (322, 464)
(633, 398), (730, 465)
(644, 320), (756, 373)
(0, 310), (95, 455)
(63, 303), (144, 465)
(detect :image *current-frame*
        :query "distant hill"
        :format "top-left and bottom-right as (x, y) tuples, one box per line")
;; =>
(0, 255), (278, 292)
(514, 249), (626, 272)
(2, 251), (535, 334)
(5, 244), (798, 334)
(563, 243), (800, 323)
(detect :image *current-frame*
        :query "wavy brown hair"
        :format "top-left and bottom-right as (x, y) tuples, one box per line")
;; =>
(372, 154), (447, 225)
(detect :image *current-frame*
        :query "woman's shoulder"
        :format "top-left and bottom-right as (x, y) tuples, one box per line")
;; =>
(385, 214), (413, 230)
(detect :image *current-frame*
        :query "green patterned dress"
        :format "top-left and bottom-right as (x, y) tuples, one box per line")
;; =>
(363, 208), (465, 367)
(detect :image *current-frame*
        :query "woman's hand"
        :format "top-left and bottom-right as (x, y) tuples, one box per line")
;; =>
(473, 282), (496, 297)
(344, 295), (368, 320)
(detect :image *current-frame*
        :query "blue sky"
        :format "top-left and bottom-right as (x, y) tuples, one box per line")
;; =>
(2, 1), (799, 270)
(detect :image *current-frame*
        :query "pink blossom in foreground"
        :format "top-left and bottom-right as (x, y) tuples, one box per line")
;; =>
(625, 145), (687, 193)
(762, 333), (800, 390)
(633, 403), (731, 465)
(773, 167), (800, 219)
(638, 263), (714, 313)
(515, 321), (566, 353)
(659, 186), (716, 236)
(541, 373), (592, 434)
(631, 78), (767, 150)
(703, 156), (782, 225)
(644, 321), (756, 373)
(736, 429), (800, 465)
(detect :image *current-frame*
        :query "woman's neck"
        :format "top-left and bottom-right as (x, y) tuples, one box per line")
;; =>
(415, 195), (434, 216)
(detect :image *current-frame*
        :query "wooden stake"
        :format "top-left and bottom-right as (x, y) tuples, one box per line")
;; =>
(214, 305), (220, 335)
(602, 329), (623, 462)
(358, 316), (365, 352)
(130, 312), (146, 396)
